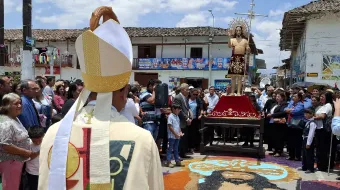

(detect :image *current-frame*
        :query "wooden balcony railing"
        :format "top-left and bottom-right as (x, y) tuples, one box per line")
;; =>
(0, 53), (21, 67)
(0, 53), (74, 68)
(34, 54), (73, 68)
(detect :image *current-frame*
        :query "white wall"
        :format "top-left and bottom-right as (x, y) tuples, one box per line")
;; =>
(132, 36), (231, 59)
(1, 35), (231, 81)
(304, 12), (340, 86)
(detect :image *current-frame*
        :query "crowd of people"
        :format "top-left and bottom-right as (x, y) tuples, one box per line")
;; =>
(0, 74), (340, 189)
(0, 75), (84, 190)
(253, 84), (340, 175)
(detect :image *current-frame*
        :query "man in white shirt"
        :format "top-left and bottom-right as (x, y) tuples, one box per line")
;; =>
(204, 86), (219, 114)
(43, 77), (55, 99)
(260, 86), (274, 111)
(121, 98), (140, 124)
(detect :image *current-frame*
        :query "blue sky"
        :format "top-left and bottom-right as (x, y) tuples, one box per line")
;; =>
(4, 0), (312, 70)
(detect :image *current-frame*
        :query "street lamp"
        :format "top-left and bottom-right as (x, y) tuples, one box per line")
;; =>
(208, 9), (215, 87)
(208, 10), (215, 31)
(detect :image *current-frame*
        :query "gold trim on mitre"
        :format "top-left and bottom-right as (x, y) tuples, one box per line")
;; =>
(75, 19), (132, 93)
(81, 71), (131, 92)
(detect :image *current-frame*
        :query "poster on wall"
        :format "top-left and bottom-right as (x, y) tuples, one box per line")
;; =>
(137, 58), (229, 70)
(214, 79), (231, 92)
(168, 76), (180, 90)
(322, 55), (340, 80)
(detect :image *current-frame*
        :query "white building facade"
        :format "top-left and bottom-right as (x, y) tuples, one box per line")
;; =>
(280, 1), (340, 87)
(1, 27), (261, 90)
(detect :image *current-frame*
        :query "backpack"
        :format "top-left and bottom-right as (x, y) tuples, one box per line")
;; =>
(323, 116), (332, 132)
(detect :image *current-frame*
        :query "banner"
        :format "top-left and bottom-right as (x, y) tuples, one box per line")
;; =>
(137, 58), (230, 70)
(322, 55), (340, 80)
(168, 76), (180, 90)
(214, 79), (231, 91)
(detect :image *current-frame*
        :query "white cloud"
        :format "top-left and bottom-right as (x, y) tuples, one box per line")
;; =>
(212, 0), (238, 10)
(268, 2), (292, 17)
(176, 12), (208, 27)
(15, 3), (22, 12)
(220, 16), (233, 24)
(165, 0), (210, 12)
(269, 10), (285, 17)
(32, 0), (238, 28)
(165, 0), (237, 13)
(34, 0), (167, 28)
(252, 19), (290, 69)
(4, 0), (18, 14)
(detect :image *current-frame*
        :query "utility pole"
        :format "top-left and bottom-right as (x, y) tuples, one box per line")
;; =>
(0, 0), (4, 66)
(22, 0), (34, 80)
(289, 34), (294, 87)
(208, 9), (214, 87)
(235, 0), (267, 85)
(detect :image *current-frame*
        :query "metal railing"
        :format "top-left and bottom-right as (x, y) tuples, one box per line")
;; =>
(132, 58), (139, 69)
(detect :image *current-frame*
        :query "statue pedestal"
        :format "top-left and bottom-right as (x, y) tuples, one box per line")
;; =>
(200, 96), (265, 158)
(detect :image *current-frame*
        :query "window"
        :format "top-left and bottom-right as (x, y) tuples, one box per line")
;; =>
(1, 45), (9, 66)
(138, 46), (156, 58)
(0, 45), (8, 66)
(190, 47), (203, 58)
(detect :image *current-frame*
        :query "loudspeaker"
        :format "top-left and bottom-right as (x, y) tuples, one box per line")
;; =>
(155, 83), (169, 108)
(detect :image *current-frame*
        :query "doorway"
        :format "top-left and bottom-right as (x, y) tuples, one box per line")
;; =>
(183, 78), (208, 89)
(138, 46), (156, 58)
(134, 72), (158, 87)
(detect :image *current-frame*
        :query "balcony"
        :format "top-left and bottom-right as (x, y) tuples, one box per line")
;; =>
(132, 57), (230, 71)
(0, 53), (74, 68)
(34, 54), (73, 68)
(0, 53), (21, 67)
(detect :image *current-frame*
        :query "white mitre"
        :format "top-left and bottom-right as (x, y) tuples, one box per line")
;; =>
(47, 8), (132, 189)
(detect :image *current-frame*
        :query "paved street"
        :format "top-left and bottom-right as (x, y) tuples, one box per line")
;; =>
(163, 147), (340, 190)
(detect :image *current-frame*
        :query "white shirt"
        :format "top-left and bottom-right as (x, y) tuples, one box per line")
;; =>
(315, 103), (333, 129)
(260, 93), (269, 110)
(205, 93), (219, 113)
(43, 85), (54, 99)
(26, 142), (41, 175)
(87, 100), (138, 124)
(121, 98), (139, 124)
(306, 120), (317, 146)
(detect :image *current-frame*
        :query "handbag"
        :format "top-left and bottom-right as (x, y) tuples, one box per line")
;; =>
(273, 118), (286, 124)
(289, 118), (304, 129)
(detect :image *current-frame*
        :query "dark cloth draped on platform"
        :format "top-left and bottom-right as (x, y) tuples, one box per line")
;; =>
(228, 54), (248, 76)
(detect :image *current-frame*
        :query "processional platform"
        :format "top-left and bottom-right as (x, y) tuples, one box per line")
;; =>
(200, 95), (265, 158)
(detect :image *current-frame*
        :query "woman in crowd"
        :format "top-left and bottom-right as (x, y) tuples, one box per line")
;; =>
(34, 79), (53, 129)
(12, 83), (21, 95)
(267, 92), (288, 157)
(263, 91), (276, 152)
(61, 83), (83, 116)
(188, 88), (204, 152)
(0, 93), (38, 190)
(314, 92), (335, 171)
(53, 84), (66, 113)
(311, 96), (321, 113)
(285, 93), (304, 161)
